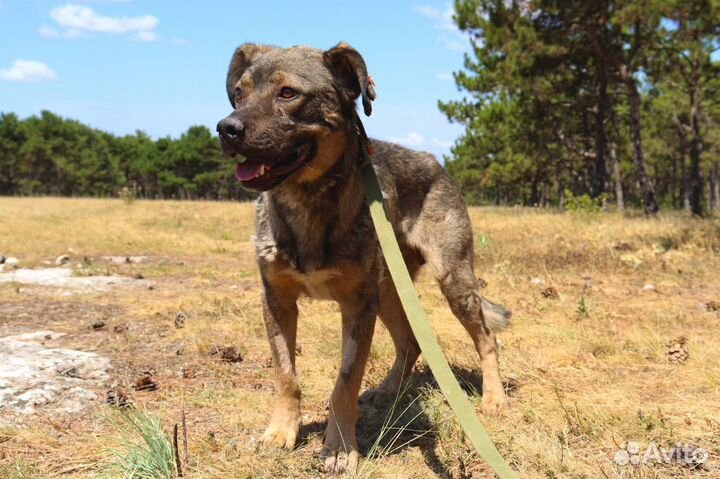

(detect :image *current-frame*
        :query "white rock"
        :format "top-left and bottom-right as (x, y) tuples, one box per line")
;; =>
(531, 277), (544, 285)
(55, 255), (71, 265)
(0, 331), (110, 415)
(4, 257), (19, 266)
(0, 267), (148, 292)
(642, 284), (656, 292)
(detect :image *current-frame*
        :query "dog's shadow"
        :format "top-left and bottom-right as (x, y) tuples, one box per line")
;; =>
(298, 366), (516, 476)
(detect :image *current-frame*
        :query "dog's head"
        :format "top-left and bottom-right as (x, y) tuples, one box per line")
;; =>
(217, 42), (376, 191)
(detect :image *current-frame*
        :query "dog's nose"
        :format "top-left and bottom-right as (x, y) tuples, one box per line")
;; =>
(216, 116), (245, 140)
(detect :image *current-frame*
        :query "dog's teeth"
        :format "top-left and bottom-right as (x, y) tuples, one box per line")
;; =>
(259, 164), (265, 176)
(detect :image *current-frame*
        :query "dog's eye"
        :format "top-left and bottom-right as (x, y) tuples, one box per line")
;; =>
(279, 87), (298, 99)
(234, 88), (242, 101)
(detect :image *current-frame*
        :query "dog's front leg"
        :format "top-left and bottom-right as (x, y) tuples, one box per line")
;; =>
(319, 295), (378, 474)
(260, 282), (301, 449)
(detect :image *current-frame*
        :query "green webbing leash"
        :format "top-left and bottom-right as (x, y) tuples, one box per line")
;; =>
(360, 145), (517, 479)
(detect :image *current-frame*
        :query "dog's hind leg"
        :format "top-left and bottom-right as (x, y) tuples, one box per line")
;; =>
(410, 181), (510, 415)
(260, 282), (302, 449)
(438, 264), (509, 415)
(375, 281), (420, 394)
(319, 293), (378, 474)
(366, 251), (423, 401)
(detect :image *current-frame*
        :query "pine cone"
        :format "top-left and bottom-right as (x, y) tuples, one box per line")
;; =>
(106, 387), (133, 409)
(541, 286), (559, 299)
(209, 344), (243, 363)
(174, 311), (187, 328)
(133, 372), (159, 391)
(706, 301), (720, 312)
(666, 336), (689, 364)
(220, 346), (243, 363)
(91, 320), (106, 330)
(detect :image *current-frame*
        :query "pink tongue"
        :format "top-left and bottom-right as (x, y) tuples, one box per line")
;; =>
(235, 162), (262, 181)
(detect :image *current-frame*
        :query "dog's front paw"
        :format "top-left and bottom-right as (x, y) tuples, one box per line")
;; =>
(317, 418), (360, 475)
(261, 413), (300, 449)
(481, 390), (508, 416)
(316, 446), (359, 475)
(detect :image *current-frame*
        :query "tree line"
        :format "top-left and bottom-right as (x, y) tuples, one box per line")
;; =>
(0, 110), (255, 201)
(3, 1), (719, 216)
(440, 0), (720, 215)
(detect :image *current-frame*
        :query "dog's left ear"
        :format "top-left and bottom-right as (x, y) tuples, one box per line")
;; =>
(324, 42), (376, 116)
(226, 43), (275, 107)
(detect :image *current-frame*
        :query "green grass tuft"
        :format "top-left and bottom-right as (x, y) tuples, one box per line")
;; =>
(103, 409), (178, 479)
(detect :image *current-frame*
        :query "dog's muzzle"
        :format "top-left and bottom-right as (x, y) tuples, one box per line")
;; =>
(216, 114), (315, 191)
(216, 116), (245, 156)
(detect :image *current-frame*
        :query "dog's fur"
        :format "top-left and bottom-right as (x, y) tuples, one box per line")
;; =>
(217, 42), (511, 473)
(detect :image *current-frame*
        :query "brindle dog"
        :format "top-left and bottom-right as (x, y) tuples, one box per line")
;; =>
(217, 42), (511, 474)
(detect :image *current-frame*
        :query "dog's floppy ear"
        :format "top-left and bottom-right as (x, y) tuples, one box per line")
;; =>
(226, 44), (275, 107)
(324, 42), (376, 116)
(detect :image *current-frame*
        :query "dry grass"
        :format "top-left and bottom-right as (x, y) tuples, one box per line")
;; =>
(0, 197), (718, 478)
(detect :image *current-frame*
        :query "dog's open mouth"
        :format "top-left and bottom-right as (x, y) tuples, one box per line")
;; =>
(235, 143), (314, 189)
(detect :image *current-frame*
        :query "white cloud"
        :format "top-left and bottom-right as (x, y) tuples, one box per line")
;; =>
(51, 3), (157, 32)
(431, 137), (453, 149)
(413, 4), (456, 32)
(413, 3), (470, 52)
(436, 72), (453, 81)
(0, 60), (57, 82)
(414, 5), (442, 18)
(38, 25), (83, 38)
(39, 25), (61, 37)
(386, 133), (454, 152)
(47, 3), (158, 40)
(388, 131), (426, 147)
(171, 37), (189, 45)
(134, 30), (157, 42)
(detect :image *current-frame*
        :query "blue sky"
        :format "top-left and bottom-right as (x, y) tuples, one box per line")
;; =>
(0, 0), (470, 158)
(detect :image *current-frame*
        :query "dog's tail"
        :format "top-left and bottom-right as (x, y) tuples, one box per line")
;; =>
(481, 297), (512, 332)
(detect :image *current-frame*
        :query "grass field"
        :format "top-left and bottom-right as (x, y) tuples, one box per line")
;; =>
(0, 197), (719, 478)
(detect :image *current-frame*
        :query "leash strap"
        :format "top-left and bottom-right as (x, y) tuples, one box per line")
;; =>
(360, 147), (517, 479)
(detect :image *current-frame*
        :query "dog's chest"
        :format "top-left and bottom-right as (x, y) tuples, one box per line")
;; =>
(258, 243), (367, 301)
(284, 267), (340, 300)
(255, 191), (371, 301)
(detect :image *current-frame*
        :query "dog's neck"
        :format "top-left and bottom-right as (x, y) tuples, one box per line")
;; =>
(264, 123), (368, 272)
(271, 124), (363, 203)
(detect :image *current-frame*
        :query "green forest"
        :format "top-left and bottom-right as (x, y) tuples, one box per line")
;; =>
(440, 0), (720, 216)
(0, 111), (255, 201)
(1, 1), (719, 215)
